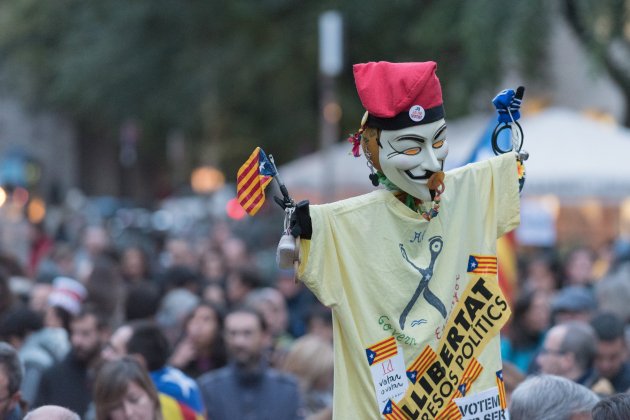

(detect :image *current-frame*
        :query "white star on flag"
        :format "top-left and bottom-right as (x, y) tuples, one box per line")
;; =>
(161, 368), (196, 399)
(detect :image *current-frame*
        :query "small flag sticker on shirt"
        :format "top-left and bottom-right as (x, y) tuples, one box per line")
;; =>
(366, 336), (397, 366)
(467, 254), (498, 275)
(236, 147), (277, 216)
(382, 399), (406, 420)
(496, 369), (507, 410)
(440, 400), (462, 420)
(459, 358), (483, 397)
(406, 345), (437, 384)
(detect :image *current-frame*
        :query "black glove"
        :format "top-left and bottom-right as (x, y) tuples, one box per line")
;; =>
(290, 200), (312, 239)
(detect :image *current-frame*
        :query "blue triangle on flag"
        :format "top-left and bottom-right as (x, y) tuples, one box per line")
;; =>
(382, 400), (393, 415)
(406, 370), (418, 384)
(366, 349), (377, 365)
(458, 383), (467, 396)
(467, 255), (478, 272)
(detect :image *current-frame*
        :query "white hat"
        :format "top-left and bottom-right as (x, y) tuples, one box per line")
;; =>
(47, 276), (87, 315)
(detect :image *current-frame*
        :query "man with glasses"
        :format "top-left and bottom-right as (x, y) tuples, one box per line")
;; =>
(0, 342), (25, 420)
(536, 321), (598, 387)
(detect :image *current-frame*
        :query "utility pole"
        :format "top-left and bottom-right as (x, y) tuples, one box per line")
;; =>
(318, 11), (343, 203)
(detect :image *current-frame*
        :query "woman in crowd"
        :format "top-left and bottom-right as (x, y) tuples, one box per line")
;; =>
(93, 357), (162, 420)
(501, 287), (551, 374)
(282, 334), (334, 418)
(169, 301), (227, 378)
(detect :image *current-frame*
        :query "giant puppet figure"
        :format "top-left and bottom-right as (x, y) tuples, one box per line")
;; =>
(275, 61), (526, 419)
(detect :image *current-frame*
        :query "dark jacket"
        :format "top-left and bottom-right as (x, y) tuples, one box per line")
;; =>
(33, 351), (93, 417)
(197, 363), (303, 420)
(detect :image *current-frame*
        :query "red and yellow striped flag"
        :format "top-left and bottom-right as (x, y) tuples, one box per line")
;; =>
(365, 336), (397, 366)
(236, 147), (277, 216)
(406, 345), (437, 384)
(382, 399), (407, 420)
(438, 400), (462, 420)
(496, 370), (507, 409)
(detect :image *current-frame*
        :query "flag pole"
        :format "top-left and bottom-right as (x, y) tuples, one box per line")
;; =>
(269, 155), (294, 209)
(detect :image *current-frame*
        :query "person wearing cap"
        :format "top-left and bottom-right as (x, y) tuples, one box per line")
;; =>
(551, 285), (597, 325)
(286, 61), (525, 419)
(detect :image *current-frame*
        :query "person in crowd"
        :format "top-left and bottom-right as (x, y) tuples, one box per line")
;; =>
(120, 246), (152, 285)
(592, 393), (630, 420)
(84, 260), (125, 330)
(161, 238), (198, 271)
(160, 266), (202, 296)
(536, 321), (599, 388)
(590, 312), (630, 393)
(0, 308), (69, 406)
(246, 287), (294, 367)
(34, 305), (110, 417)
(28, 283), (53, 316)
(521, 252), (561, 294)
(155, 288), (200, 346)
(199, 249), (227, 286)
(225, 266), (263, 309)
(23, 405), (80, 420)
(124, 283), (161, 322)
(36, 243), (76, 283)
(0, 342), (26, 420)
(197, 307), (303, 420)
(501, 288), (551, 374)
(169, 301), (227, 378)
(282, 334), (333, 418)
(74, 225), (111, 282)
(305, 304), (333, 343)
(43, 276), (87, 336)
(27, 223), (54, 279)
(594, 273), (630, 324)
(509, 374), (599, 420)
(275, 269), (316, 338)
(550, 285), (597, 325)
(101, 321), (205, 419)
(93, 357), (163, 420)
(0, 270), (15, 319)
(562, 246), (596, 288)
(200, 282), (227, 311)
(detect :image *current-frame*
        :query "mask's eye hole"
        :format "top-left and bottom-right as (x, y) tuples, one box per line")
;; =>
(403, 147), (421, 156)
(433, 140), (445, 149)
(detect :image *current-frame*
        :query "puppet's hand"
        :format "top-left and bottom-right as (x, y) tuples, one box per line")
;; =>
(493, 86), (524, 124)
(289, 200), (312, 239)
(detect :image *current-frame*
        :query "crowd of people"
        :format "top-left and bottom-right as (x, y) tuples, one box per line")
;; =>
(0, 208), (630, 418)
(0, 218), (334, 419)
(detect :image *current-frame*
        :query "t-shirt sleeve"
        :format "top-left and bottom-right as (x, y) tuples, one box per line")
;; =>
(297, 204), (343, 307)
(489, 152), (521, 238)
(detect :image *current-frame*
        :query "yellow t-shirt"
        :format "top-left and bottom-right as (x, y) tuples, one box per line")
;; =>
(298, 152), (520, 419)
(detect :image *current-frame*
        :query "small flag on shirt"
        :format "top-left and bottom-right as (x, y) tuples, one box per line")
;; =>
(237, 147), (277, 216)
(496, 370), (507, 409)
(439, 400), (463, 420)
(382, 399), (406, 420)
(366, 336), (397, 366)
(406, 345), (437, 384)
(459, 358), (483, 397)
(467, 255), (498, 275)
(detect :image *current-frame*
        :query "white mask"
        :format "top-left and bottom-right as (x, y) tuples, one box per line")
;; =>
(378, 119), (448, 202)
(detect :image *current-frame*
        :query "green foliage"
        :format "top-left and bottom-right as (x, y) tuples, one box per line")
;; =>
(0, 0), (552, 186)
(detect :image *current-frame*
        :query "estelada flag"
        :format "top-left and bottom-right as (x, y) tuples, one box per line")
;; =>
(467, 254), (498, 275)
(237, 147), (277, 216)
(365, 336), (397, 366)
